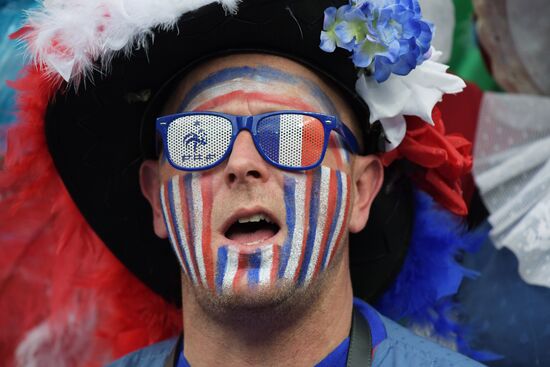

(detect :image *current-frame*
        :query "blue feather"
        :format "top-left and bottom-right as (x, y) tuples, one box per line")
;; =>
(376, 188), (497, 361)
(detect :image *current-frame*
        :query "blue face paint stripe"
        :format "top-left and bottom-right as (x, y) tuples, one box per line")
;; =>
(177, 65), (338, 117)
(167, 178), (193, 277)
(297, 169), (322, 285)
(247, 249), (262, 286)
(216, 246), (228, 293)
(321, 170), (343, 269)
(278, 176), (296, 278)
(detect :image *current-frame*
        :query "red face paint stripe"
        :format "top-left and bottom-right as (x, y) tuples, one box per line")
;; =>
(178, 175), (200, 279)
(271, 244), (280, 286)
(200, 174), (215, 290)
(313, 169), (338, 277)
(192, 90), (317, 112)
(329, 175), (352, 264)
(233, 252), (249, 291)
(293, 171), (314, 282)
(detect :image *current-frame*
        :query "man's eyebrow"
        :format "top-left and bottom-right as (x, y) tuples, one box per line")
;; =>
(178, 65), (337, 115)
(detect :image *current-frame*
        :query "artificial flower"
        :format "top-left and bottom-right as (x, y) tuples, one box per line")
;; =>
(320, 0), (434, 82)
(381, 108), (473, 216)
(356, 49), (466, 125)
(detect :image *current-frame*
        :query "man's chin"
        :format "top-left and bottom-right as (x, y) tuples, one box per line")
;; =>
(189, 278), (324, 326)
(198, 280), (298, 310)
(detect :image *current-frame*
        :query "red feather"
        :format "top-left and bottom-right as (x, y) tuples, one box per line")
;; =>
(0, 66), (182, 367)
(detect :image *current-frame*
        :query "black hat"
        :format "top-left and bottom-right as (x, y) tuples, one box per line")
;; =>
(43, 0), (412, 304)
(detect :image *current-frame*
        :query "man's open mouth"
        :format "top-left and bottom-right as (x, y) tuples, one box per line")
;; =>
(224, 212), (280, 245)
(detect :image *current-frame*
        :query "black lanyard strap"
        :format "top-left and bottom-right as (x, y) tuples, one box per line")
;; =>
(346, 307), (373, 367)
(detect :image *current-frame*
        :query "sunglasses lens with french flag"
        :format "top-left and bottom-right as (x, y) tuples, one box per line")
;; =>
(255, 114), (326, 169)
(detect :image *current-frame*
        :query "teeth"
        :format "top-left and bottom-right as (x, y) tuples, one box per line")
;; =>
(237, 214), (272, 224)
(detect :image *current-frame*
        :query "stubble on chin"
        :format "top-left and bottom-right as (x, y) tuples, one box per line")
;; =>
(182, 249), (344, 333)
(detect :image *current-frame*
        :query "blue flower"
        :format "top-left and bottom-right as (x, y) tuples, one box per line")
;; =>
(320, 0), (434, 82)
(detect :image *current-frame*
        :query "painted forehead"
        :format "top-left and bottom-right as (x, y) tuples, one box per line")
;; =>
(177, 65), (338, 115)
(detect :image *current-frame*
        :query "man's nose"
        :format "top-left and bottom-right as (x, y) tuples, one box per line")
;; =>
(223, 131), (271, 186)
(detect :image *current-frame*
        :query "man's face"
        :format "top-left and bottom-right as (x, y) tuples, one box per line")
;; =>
(141, 54), (381, 308)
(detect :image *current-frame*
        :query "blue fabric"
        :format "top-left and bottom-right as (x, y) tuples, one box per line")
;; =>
(459, 237), (550, 366)
(373, 315), (485, 367)
(314, 338), (349, 367)
(107, 337), (180, 367)
(109, 298), (484, 367)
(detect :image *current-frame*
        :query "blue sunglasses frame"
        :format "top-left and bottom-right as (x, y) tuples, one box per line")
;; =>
(156, 110), (360, 172)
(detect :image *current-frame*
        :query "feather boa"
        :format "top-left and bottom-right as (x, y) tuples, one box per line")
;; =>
(18, 0), (241, 83)
(377, 189), (490, 360)
(0, 66), (181, 367)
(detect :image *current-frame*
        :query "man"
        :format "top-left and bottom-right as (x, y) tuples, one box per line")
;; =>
(108, 52), (479, 365)
(3, 0), (484, 365)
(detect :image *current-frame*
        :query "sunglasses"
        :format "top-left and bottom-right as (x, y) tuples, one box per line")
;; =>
(156, 110), (360, 171)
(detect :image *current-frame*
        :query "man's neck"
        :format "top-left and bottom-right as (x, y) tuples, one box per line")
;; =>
(181, 257), (354, 367)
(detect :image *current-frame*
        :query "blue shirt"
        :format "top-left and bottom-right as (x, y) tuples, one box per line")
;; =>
(108, 298), (485, 367)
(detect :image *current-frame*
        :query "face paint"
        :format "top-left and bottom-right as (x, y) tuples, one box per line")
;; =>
(328, 134), (352, 170)
(159, 166), (351, 295)
(179, 65), (339, 116)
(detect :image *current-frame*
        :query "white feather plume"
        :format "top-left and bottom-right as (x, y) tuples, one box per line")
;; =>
(23, 0), (241, 83)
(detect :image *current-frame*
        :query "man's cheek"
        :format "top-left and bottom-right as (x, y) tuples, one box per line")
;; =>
(277, 166), (352, 286)
(158, 166), (351, 295)
(158, 173), (216, 289)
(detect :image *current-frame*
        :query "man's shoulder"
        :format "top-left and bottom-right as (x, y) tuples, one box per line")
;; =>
(374, 315), (486, 367)
(106, 337), (179, 367)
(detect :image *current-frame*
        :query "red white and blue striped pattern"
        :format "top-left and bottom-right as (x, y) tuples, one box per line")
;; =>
(257, 114), (325, 168)
(160, 166), (350, 294)
(160, 173), (215, 289)
(278, 166), (351, 285)
(213, 167), (350, 293)
(215, 244), (280, 293)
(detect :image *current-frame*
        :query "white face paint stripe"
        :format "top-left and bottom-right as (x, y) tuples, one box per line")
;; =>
(171, 176), (199, 284)
(222, 248), (239, 293)
(160, 183), (185, 271)
(259, 245), (274, 285)
(191, 174), (207, 287)
(283, 173), (307, 280)
(323, 172), (348, 269)
(185, 80), (325, 113)
(279, 115), (304, 167)
(303, 166), (331, 284)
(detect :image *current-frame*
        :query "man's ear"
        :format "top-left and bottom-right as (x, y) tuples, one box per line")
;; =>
(348, 155), (384, 233)
(139, 160), (168, 239)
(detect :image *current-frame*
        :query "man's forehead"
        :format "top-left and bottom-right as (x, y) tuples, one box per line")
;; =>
(173, 53), (327, 97)
(161, 53), (364, 140)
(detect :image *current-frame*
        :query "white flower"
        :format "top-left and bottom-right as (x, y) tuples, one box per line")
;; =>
(355, 49), (465, 150)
